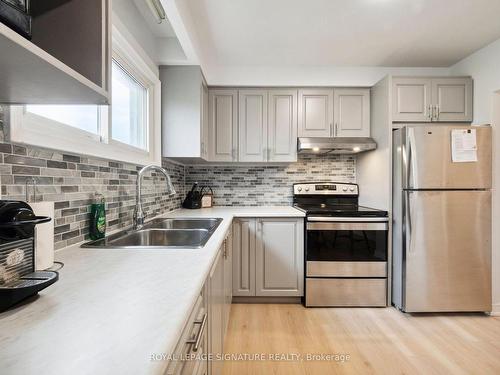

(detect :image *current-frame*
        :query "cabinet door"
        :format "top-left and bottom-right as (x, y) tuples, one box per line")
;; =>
(208, 250), (224, 375)
(334, 88), (370, 137)
(298, 89), (334, 137)
(268, 90), (298, 162)
(208, 89), (238, 162)
(432, 78), (473, 122)
(255, 218), (304, 297)
(238, 90), (268, 162)
(232, 219), (256, 296)
(392, 77), (432, 122)
(223, 228), (233, 340)
(200, 83), (209, 160)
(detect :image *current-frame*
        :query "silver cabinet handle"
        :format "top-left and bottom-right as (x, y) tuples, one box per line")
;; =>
(329, 123), (333, 137)
(335, 123), (338, 137)
(436, 104), (440, 120)
(186, 313), (207, 352)
(432, 105), (437, 121)
(427, 104), (431, 120)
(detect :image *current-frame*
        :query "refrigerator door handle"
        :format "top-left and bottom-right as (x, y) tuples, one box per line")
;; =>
(406, 129), (413, 189)
(405, 192), (413, 253)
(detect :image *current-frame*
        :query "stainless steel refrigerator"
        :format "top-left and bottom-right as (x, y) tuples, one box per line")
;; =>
(392, 124), (492, 312)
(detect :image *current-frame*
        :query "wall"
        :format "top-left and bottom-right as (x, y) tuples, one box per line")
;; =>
(185, 155), (356, 206)
(450, 37), (500, 315)
(204, 66), (450, 87)
(450, 38), (500, 124)
(0, 107), (185, 250)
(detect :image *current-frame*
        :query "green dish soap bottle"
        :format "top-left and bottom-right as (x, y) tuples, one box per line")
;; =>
(90, 194), (106, 240)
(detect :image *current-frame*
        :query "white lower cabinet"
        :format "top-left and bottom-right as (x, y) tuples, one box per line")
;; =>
(208, 250), (224, 375)
(167, 227), (233, 375)
(233, 218), (304, 297)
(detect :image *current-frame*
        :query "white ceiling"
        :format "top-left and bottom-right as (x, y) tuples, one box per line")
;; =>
(184, 0), (500, 67)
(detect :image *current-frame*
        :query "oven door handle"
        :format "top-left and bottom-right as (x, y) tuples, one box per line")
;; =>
(307, 222), (388, 231)
(306, 217), (388, 222)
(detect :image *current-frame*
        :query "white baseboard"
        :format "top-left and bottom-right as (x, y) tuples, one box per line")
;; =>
(490, 303), (500, 316)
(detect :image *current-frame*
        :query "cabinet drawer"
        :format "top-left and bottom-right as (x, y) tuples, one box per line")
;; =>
(305, 278), (386, 307)
(166, 293), (208, 375)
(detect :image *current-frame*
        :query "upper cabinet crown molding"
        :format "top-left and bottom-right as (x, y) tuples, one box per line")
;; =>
(392, 76), (472, 122)
(0, 0), (110, 104)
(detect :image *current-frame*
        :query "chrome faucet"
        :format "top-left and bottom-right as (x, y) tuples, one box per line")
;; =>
(133, 165), (176, 229)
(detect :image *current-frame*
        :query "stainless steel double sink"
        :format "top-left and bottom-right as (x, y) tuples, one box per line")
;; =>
(82, 218), (222, 249)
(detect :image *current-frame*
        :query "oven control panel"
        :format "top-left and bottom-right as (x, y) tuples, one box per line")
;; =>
(293, 183), (358, 195)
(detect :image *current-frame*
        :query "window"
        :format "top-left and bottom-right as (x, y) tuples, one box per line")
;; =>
(9, 26), (161, 166)
(111, 61), (148, 150)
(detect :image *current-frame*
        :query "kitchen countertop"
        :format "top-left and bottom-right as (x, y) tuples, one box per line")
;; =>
(0, 206), (304, 375)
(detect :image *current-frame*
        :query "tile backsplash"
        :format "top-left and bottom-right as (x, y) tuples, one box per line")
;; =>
(0, 106), (357, 250)
(185, 154), (356, 206)
(0, 107), (184, 250)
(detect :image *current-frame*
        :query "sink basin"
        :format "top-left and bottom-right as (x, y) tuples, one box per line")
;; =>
(82, 217), (222, 249)
(107, 229), (210, 248)
(144, 218), (221, 230)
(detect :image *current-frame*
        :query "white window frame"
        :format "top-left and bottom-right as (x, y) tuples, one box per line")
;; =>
(9, 25), (162, 166)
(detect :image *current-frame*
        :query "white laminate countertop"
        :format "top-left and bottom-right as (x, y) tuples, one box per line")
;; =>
(0, 206), (304, 375)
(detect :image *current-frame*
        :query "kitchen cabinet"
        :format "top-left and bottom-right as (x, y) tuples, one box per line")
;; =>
(268, 89), (298, 162)
(232, 218), (256, 296)
(160, 66), (209, 159)
(223, 226), (233, 339)
(255, 218), (304, 296)
(208, 249), (224, 375)
(334, 88), (371, 137)
(167, 225), (233, 375)
(0, 0), (110, 104)
(431, 78), (473, 122)
(238, 89), (298, 162)
(298, 89), (334, 137)
(208, 89), (239, 162)
(392, 77), (472, 122)
(233, 217), (304, 297)
(166, 291), (208, 375)
(238, 90), (268, 162)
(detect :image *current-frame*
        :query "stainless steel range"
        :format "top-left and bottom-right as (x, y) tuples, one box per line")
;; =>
(293, 182), (389, 307)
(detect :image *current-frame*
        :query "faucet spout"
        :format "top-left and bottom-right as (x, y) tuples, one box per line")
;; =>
(133, 165), (176, 230)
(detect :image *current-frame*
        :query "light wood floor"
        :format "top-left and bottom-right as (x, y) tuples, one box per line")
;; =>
(222, 304), (500, 375)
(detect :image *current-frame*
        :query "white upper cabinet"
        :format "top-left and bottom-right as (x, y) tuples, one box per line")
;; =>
(392, 77), (473, 122)
(268, 89), (298, 162)
(431, 78), (473, 122)
(0, 0), (110, 104)
(238, 90), (268, 162)
(298, 89), (334, 137)
(160, 66), (208, 159)
(334, 88), (371, 137)
(392, 77), (433, 122)
(208, 89), (238, 162)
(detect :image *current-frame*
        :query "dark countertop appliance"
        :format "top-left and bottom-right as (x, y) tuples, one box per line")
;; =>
(293, 182), (388, 307)
(0, 200), (58, 312)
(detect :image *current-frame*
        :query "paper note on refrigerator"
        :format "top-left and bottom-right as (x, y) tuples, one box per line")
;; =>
(451, 129), (477, 162)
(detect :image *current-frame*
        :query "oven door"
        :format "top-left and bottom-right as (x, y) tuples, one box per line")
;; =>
(306, 219), (388, 277)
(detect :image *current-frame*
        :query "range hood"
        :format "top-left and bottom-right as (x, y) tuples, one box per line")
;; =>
(297, 137), (377, 154)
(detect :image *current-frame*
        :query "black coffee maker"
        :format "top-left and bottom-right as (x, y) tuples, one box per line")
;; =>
(0, 200), (58, 312)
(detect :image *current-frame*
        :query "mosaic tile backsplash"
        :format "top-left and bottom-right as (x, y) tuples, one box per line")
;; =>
(0, 106), (357, 250)
(0, 107), (184, 250)
(185, 155), (356, 206)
